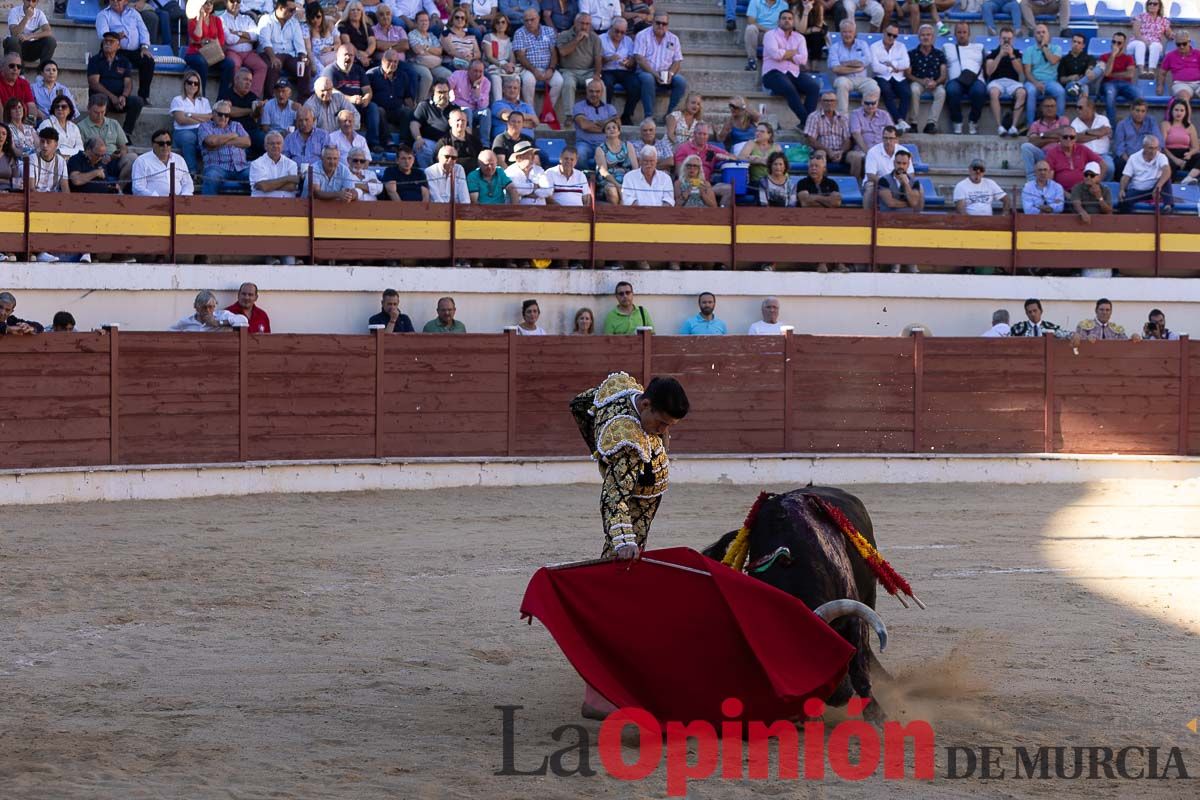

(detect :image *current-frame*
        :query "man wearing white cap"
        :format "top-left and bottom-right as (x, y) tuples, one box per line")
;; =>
(1069, 161), (1112, 224)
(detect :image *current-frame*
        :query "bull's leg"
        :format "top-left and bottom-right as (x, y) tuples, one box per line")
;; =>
(840, 619), (886, 722)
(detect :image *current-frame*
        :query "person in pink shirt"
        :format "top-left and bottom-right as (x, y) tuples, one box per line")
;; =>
(760, 10), (820, 130)
(447, 59), (493, 135)
(1158, 29), (1200, 103)
(672, 121), (734, 206)
(1043, 125), (1101, 191)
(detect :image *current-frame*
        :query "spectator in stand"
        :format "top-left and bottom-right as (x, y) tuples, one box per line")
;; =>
(953, 158), (1010, 215)
(1019, 95), (1069, 179)
(673, 122), (734, 206)
(284, 104), (328, 167)
(862, 124), (911, 196)
(1159, 29), (1200, 104)
(371, 4), (409, 63)
(306, 75), (360, 136)
(981, 309), (1010, 337)
(491, 74), (536, 136)
(680, 292), (726, 335)
(1114, 99), (1161, 178)
(305, 1), (339, 71)
(424, 143), (470, 203)
(221, 0), (269, 99)
(877, 148), (922, 212)
(981, 0), (1019, 36)
(513, 8), (562, 110)
(1021, 24), (1063, 129)
(435, 106), (481, 172)
(95, 0), (155, 105)
(338, 2), (377, 67)
(133, 127), (194, 196)
(347, 147), (381, 200)
(5, 0), (56, 70)
(411, 79), (459, 166)
(829, 20), (878, 117)
(330, 107), (367, 161)
(1162, 97), (1200, 185)
(985, 27), (1027, 137)
(33, 61), (74, 122)
(0, 291), (43, 334)
(515, 298), (545, 334)
(830, 0), (887, 35)
(677, 153), (718, 207)
(541, 0), (577, 33)
(633, 11), (686, 122)
(804, 91), (853, 173)
(261, 77), (299, 134)
(500, 0), (538, 29)
(571, 79), (615, 171)
(448, 59), (493, 140)
(491, 108), (535, 165)
(170, 70), (212, 176)
(226, 68), (265, 158)
(736, 121), (780, 186)
(5, 96), (35, 158)
(761, 9), (820, 130)
(571, 306), (594, 334)
(1021, 159), (1064, 213)
(396, 0), (446, 33)
(467, 148), (517, 202)
(368, 51), (418, 148)
(603, 281), (652, 333)
(870, 23), (910, 132)
(423, 296), (467, 332)
(171, 290), (249, 332)
(323, 44), (380, 151)
(183, 1), (233, 97)
(743, 0), (785, 72)
(1057, 33), (1095, 101)
(665, 91), (704, 148)
(369, 288), (415, 332)
(227, 282), (271, 333)
(944, 21), (985, 135)
(505, 139), (550, 203)
(1099, 31), (1140, 122)
(1070, 161), (1112, 223)
(1020, 0), (1068, 37)
(259, 0), (311, 101)
(546, 145), (590, 207)
(748, 297), (785, 334)
(1046, 123), (1102, 190)
(0, 126), (22, 192)
(638, 117), (673, 173)
(307, 142), (355, 200)
(718, 96), (760, 151)
(67, 136), (118, 194)
(383, 144), (431, 200)
(50, 311), (74, 332)
(594, 116), (633, 201)
(621, 145), (672, 209)
(249, 129), (300, 196)
(1119, 134), (1172, 212)
(849, 88), (892, 179)
(200, 101), (252, 195)
(581, 0), (621, 33)
(37, 96), (81, 158)
(556, 12), (602, 123)
(600, 17), (638, 124)
(1071, 95), (1113, 177)
(1143, 308), (1180, 340)
(797, 150), (842, 207)
(408, 10), (450, 88)
(77, 94), (136, 184)
(757, 150), (798, 206)
(906, 24), (946, 135)
(1130, 1), (1172, 74)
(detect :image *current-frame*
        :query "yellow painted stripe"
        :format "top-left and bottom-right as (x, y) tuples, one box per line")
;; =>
(314, 217), (450, 240)
(1160, 232), (1200, 253)
(30, 212), (169, 237)
(456, 219), (589, 241)
(878, 227), (1011, 250)
(177, 214), (309, 237)
(1017, 231), (1155, 252)
(738, 224), (872, 246)
(0, 210), (23, 234)
(595, 222), (731, 245)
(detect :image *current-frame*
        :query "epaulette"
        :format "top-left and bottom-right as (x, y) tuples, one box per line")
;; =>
(1078, 319), (1096, 331)
(594, 371), (643, 408)
(596, 415), (652, 463)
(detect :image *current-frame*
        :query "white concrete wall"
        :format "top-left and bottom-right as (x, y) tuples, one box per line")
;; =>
(1, 264), (1196, 338)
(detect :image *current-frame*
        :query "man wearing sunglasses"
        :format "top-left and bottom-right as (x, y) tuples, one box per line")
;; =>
(869, 24), (911, 132)
(132, 127), (194, 196)
(0, 52), (35, 121)
(1045, 124), (1102, 191)
(199, 100), (251, 195)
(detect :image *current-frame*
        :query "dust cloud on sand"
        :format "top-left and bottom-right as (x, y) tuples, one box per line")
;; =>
(0, 481), (1196, 799)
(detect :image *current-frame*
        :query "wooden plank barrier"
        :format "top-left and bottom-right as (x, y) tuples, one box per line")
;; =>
(4, 333), (1200, 469)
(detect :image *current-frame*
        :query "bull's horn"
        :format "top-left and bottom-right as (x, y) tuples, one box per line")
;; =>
(812, 599), (888, 652)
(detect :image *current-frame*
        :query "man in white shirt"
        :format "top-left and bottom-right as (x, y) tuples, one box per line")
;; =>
(1070, 95), (1113, 178)
(1118, 135), (1172, 212)
(870, 24), (912, 132)
(219, 0), (269, 99)
(504, 140), (551, 204)
(748, 296), (786, 335)
(580, 0), (622, 32)
(545, 146), (590, 206)
(249, 130), (300, 197)
(862, 127), (912, 210)
(6, 0), (55, 70)
(981, 309), (1010, 337)
(347, 147), (382, 200)
(953, 158), (1009, 215)
(621, 144), (673, 205)
(329, 108), (367, 162)
(170, 290), (249, 332)
(132, 127), (194, 196)
(424, 144), (470, 203)
(942, 21), (986, 135)
(257, 0), (310, 100)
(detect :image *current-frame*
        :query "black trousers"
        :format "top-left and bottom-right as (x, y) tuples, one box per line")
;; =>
(117, 48), (155, 100)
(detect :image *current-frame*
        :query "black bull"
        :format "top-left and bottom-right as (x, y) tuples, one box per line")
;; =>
(703, 486), (887, 714)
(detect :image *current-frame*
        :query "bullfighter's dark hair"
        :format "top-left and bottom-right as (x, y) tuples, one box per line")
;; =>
(644, 376), (689, 420)
(1024, 298), (1041, 311)
(1096, 297), (1112, 309)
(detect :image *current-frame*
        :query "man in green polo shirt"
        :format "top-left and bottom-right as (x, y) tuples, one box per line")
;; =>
(422, 297), (467, 333)
(467, 150), (518, 204)
(602, 281), (653, 334)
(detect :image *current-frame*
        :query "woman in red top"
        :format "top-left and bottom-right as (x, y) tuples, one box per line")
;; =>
(183, 0), (234, 97)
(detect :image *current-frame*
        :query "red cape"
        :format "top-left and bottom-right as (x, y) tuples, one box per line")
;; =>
(520, 547), (855, 724)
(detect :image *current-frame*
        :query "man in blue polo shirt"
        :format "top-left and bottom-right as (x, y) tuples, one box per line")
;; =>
(680, 292), (728, 335)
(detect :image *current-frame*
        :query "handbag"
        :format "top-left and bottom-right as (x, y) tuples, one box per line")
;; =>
(954, 44), (978, 88)
(199, 38), (225, 66)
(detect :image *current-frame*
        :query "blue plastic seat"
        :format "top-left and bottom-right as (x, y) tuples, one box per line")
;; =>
(1087, 37), (1111, 56)
(151, 44), (187, 75)
(1139, 79), (1170, 105)
(1092, 0), (1136, 21)
(832, 175), (862, 207)
(897, 34), (919, 51)
(902, 142), (930, 174)
(977, 35), (999, 53)
(1172, 182), (1200, 212)
(66, 0), (101, 24)
(536, 137), (566, 168)
(917, 176), (945, 208)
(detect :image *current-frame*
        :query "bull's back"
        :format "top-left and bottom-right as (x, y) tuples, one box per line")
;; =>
(780, 486), (879, 611)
